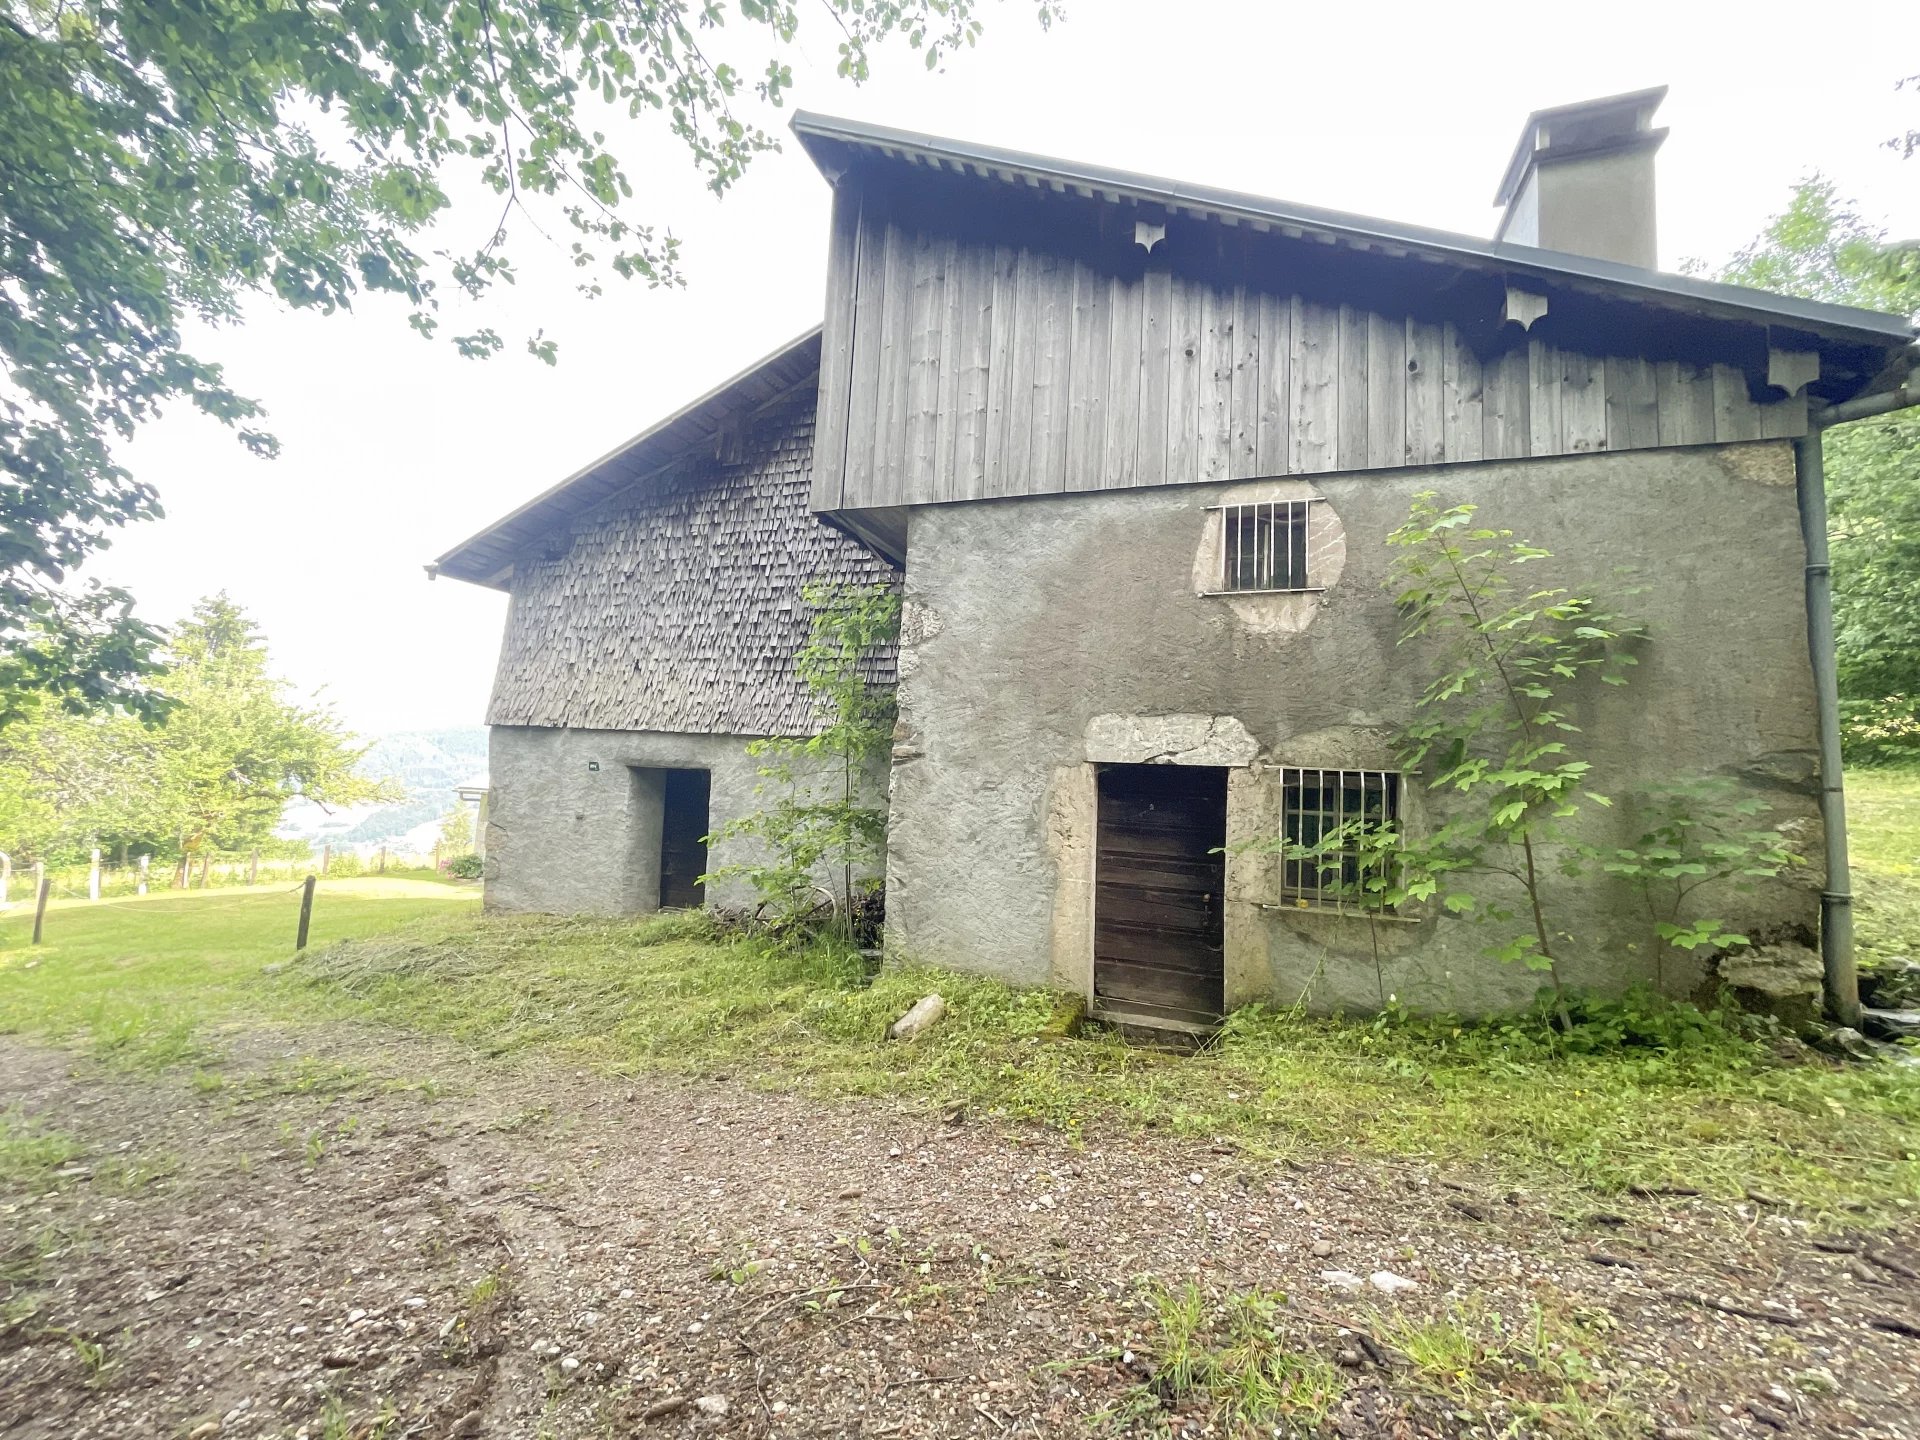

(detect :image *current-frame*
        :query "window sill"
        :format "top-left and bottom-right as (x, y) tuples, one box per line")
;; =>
(1200, 586), (1328, 598)
(1259, 901), (1421, 924)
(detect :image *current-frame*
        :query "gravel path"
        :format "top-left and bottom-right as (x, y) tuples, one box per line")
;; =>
(1, 1029), (1916, 1438)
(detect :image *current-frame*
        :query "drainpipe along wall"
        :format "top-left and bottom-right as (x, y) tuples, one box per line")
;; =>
(1800, 369), (1920, 1029)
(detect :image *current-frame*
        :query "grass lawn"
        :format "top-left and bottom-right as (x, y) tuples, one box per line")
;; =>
(2, 793), (1919, 1217)
(0, 877), (478, 1068)
(1848, 766), (1920, 971)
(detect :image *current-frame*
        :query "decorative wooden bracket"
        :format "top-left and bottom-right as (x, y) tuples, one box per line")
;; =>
(1134, 219), (1166, 253)
(1767, 347), (1820, 397)
(1502, 285), (1550, 330)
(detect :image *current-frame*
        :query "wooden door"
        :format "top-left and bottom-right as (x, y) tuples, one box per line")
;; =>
(659, 768), (710, 909)
(1094, 765), (1228, 1030)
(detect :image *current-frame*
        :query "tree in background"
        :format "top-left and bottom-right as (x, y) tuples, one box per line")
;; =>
(0, 594), (387, 864)
(438, 805), (475, 855)
(0, 0), (1051, 727)
(1714, 180), (1920, 760)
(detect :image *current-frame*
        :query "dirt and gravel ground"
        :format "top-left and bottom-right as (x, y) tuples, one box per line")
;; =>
(1, 1028), (1917, 1440)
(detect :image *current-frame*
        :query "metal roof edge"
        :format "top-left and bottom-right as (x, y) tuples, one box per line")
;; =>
(789, 110), (1914, 346)
(429, 326), (825, 586)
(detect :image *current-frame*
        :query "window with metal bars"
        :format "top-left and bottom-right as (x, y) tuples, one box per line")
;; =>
(1217, 500), (1313, 593)
(1277, 768), (1401, 911)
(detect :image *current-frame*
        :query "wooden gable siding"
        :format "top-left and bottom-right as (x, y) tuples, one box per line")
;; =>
(489, 384), (900, 737)
(812, 192), (1807, 513)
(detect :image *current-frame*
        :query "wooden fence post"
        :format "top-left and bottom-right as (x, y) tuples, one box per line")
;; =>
(88, 847), (101, 902)
(296, 874), (316, 950)
(248, 849), (260, 886)
(197, 852), (211, 888)
(31, 871), (50, 945)
(137, 854), (150, 896)
(321, 844), (331, 876)
(379, 846), (388, 875)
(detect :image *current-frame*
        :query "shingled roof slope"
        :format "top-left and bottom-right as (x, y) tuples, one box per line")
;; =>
(432, 329), (825, 589)
(486, 377), (898, 737)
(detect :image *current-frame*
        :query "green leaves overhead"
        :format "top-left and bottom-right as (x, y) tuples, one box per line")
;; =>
(1, 0), (1048, 722)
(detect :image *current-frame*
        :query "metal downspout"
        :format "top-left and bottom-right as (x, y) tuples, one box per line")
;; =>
(1792, 430), (1861, 1028)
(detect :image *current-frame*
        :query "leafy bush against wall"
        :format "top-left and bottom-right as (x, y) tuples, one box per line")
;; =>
(1251, 494), (1798, 1019)
(706, 582), (900, 938)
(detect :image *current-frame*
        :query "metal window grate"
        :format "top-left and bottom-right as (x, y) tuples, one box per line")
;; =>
(1219, 500), (1312, 592)
(1278, 768), (1401, 911)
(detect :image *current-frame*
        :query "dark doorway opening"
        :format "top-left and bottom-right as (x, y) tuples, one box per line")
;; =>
(659, 768), (711, 909)
(1094, 764), (1228, 1031)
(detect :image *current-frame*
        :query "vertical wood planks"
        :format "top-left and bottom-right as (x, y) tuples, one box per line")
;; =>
(1029, 251), (1073, 490)
(1363, 311), (1405, 471)
(1480, 345), (1530, 460)
(1002, 247), (1042, 494)
(812, 183), (862, 510)
(1336, 305), (1369, 472)
(1066, 259), (1111, 491)
(1136, 261), (1173, 487)
(817, 203), (1802, 512)
(1291, 299), (1337, 474)
(1712, 364), (1763, 443)
(1103, 267), (1143, 487)
(1759, 392), (1809, 440)
(932, 236), (971, 502)
(980, 242), (1019, 496)
(1197, 284), (1236, 483)
(1228, 285), (1260, 479)
(1561, 350), (1607, 452)
(1441, 325), (1483, 465)
(870, 221), (914, 501)
(1404, 318), (1445, 467)
(1604, 356), (1659, 453)
(1654, 361), (1713, 447)
(903, 229), (946, 504)
(1166, 272), (1204, 485)
(1254, 289), (1291, 475)
(839, 197), (891, 508)
(1526, 339), (1564, 458)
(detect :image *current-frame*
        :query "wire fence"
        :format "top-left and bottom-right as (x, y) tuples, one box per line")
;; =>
(0, 843), (462, 910)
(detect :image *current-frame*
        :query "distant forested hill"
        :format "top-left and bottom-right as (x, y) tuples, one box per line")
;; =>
(279, 727), (488, 852)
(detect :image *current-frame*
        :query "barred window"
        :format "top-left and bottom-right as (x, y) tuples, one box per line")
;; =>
(1278, 768), (1401, 911)
(1217, 500), (1314, 593)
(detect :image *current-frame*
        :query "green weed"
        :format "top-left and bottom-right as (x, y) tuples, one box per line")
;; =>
(1124, 1281), (1342, 1432)
(0, 1109), (83, 1191)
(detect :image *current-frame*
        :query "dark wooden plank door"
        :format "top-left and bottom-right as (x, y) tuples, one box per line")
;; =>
(659, 768), (711, 909)
(1094, 765), (1228, 1030)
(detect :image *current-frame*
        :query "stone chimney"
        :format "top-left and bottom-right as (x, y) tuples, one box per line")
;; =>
(1494, 87), (1668, 269)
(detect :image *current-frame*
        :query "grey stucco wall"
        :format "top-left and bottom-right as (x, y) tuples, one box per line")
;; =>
(886, 442), (1822, 1016)
(485, 725), (889, 916)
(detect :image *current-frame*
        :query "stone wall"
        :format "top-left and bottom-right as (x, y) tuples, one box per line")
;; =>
(486, 725), (887, 916)
(886, 442), (1823, 1015)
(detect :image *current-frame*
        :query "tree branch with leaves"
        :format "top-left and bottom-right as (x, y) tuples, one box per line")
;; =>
(0, 0), (1052, 722)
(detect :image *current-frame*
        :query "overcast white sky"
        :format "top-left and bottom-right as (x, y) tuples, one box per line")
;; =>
(93, 0), (1920, 737)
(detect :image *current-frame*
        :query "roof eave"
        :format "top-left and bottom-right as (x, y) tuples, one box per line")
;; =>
(790, 110), (1915, 349)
